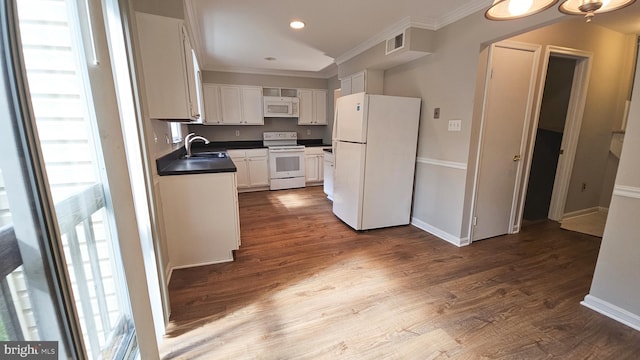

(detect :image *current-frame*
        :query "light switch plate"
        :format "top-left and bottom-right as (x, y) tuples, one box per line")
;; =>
(448, 119), (462, 132)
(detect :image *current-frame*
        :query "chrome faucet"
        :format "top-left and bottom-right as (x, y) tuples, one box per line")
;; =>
(184, 133), (210, 158)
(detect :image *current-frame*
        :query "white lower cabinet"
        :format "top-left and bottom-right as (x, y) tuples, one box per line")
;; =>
(228, 148), (269, 191)
(305, 147), (326, 185)
(159, 172), (240, 268)
(324, 151), (334, 200)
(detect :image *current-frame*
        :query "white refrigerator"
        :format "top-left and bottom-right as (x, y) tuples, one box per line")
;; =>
(332, 92), (421, 230)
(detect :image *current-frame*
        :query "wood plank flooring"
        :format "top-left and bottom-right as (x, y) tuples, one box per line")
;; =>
(161, 187), (640, 359)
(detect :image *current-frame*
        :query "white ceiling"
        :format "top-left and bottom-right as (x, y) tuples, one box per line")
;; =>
(185, 0), (640, 78)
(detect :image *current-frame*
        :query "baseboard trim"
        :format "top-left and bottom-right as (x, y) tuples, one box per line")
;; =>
(581, 294), (640, 331)
(562, 207), (608, 221)
(416, 157), (467, 170)
(170, 257), (234, 271)
(411, 217), (470, 247)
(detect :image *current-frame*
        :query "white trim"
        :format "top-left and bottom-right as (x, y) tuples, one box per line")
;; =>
(582, 295), (640, 331)
(435, 0), (492, 30)
(561, 206), (602, 220)
(165, 263), (173, 286)
(613, 185), (640, 199)
(411, 217), (470, 247)
(416, 157), (467, 170)
(170, 257), (234, 271)
(205, 64), (337, 79)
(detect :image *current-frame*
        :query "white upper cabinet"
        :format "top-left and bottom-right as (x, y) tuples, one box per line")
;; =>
(202, 84), (222, 124)
(135, 12), (201, 121)
(340, 70), (384, 96)
(298, 90), (313, 123)
(241, 87), (264, 125)
(204, 84), (263, 125)
(313, 90), (327, 125)
(298, 89), (327, 125)
(220, 86), (243, 124)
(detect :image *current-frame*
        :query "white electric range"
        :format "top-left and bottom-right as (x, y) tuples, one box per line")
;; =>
(263, 132), (306, 190)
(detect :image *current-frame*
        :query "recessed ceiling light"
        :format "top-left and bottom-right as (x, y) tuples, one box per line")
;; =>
(290, 20), (305, 29)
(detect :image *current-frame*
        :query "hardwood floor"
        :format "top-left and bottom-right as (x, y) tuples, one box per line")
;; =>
(161, 187), (640, 359)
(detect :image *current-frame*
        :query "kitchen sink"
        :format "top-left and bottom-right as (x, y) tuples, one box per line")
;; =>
(185, 151), (228, 159)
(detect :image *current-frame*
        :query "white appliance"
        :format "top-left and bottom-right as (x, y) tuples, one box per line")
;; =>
(263, 96), (299, 118)
(263, 132), (306, 190)
(332, 93), (421, 230)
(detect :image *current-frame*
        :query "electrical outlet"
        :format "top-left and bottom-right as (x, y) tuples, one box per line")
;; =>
(307, 129), (311, 135)
(434, 107), (440, 119)
(448, 119), (462, 132)
(235, 130), (240, 137)
(581, 182), (587, 192)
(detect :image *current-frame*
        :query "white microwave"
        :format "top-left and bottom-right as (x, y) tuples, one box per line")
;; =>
(263, 96), (299, 118)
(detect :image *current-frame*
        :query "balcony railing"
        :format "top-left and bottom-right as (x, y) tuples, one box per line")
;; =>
(0, 183), (129, 357)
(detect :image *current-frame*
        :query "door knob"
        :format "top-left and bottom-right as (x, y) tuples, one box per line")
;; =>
(513, 154), (521, 161)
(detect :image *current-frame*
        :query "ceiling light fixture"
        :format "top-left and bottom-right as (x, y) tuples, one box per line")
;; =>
(559, 0), (636, 22)
(289, 20), (305, 29)
(485, 0), (559, 20)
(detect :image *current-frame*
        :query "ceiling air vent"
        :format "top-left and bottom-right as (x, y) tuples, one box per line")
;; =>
(385, 31), (405, 55)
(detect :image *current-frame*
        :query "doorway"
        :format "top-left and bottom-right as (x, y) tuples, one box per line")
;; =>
(523, 57), (577, 221)
(517, 47), (592, 227)
(471, 44), (593, 242)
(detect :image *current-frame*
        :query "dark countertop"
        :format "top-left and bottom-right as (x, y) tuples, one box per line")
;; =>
(195, 141), (266, 150)
(298, 139), (331, 147)
(157, 139), (332, 176)
(157, 147), (236, 176)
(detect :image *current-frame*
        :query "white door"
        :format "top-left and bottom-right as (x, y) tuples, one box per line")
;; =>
(332, 141), (366, 230)
(472, 42), (540, 241)
(336, 93), (368, 143)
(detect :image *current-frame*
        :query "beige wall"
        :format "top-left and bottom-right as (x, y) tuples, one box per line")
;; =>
(189, 119), (329, 143)
(586, 52), (640, 322)
(202, 71), (327, 89)
(133, 0), (183, 19)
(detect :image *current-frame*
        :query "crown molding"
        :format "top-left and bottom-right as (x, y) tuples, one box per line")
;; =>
(205, 64), (337, 79)
(435, 0), (493, 29)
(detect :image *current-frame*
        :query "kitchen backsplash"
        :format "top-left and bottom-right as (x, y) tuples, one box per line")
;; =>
(188, 117), (332, 143)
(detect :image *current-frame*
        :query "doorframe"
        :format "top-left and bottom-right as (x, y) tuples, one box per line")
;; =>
(468, 40), (542, 242)
(514, 46), (593, 228)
